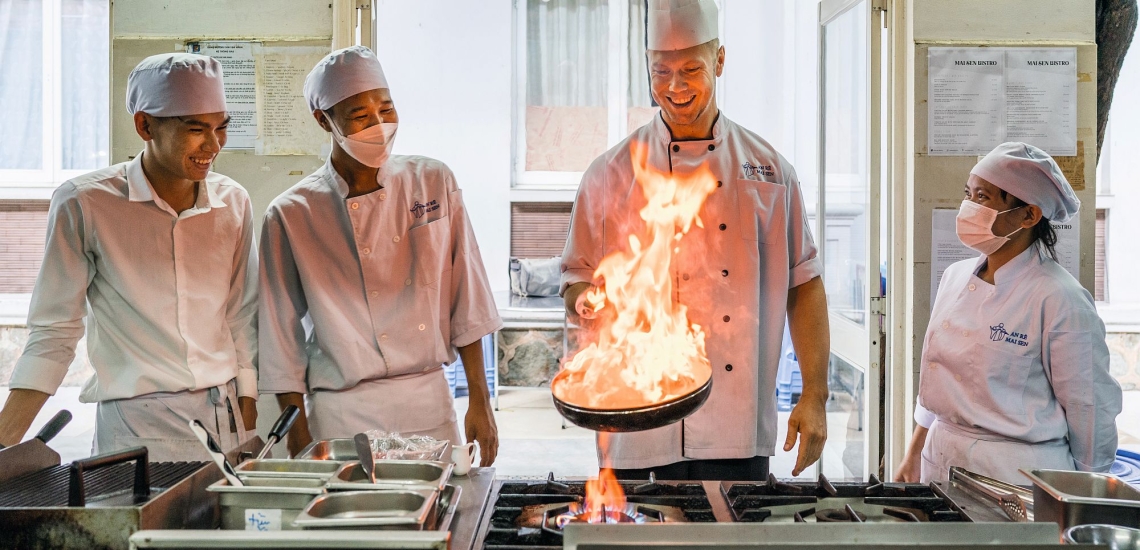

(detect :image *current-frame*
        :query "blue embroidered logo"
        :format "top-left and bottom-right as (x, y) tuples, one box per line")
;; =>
(742, 162), (775, 178)
(989, 323), (1029, 347)
(410, 199), (439, 218)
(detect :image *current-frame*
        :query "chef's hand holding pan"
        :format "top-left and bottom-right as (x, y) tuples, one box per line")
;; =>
(572, 284), (606, 320)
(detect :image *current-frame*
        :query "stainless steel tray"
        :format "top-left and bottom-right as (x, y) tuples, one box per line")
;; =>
(297, 439), (361, 461)
(293, 488), (439, 530)
(234, 459), (343, 479)
(326, 460), (453, 492)
(207, 476), (326, 530)
(1021, 468), (1140, 529)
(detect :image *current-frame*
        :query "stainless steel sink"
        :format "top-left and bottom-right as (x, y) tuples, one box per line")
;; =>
(207, 476), (326, 530)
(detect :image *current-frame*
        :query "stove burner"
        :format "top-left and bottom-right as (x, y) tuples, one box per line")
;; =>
(546, 501), (678, 531)
(815, 505), (866, 523)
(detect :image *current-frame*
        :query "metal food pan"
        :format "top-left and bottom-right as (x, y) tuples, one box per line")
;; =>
(292, 488), (439, 530)
(326, 460), (453, 492)
(297, 439), (361, 461)
(207, 476), (326, 530)
(1021, 468), (1140, 529)
(234, 459), (343, 479)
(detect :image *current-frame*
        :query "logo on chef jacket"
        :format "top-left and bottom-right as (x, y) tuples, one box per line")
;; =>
(411, 199), (439, 218)
(989, 323), (1029, 347)
(742, 162), (775, 178)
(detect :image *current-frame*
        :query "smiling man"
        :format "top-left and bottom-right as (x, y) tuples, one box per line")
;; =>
(0, 53), (258, 461)
(258, 47), (501, 465)
(562, 0), (831, 481)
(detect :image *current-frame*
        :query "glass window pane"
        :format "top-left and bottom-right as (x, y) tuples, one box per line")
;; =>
(61, 0), (109, 171)
(822, 2), (869, 327)
(0, 0), (44, 170)
(626, 0), (658, 132)
(525, 0), (608, 172)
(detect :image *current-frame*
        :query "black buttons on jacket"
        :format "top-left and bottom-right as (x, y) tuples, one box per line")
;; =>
(721, 269), (729, 277)
(723, 315), (730, 322)
(672, 144), (680, 152)
(719, 223), (727, 231)
(717, 181), (723, 187)
(708, 144), (715, 151)
(725, 364), (733, 371)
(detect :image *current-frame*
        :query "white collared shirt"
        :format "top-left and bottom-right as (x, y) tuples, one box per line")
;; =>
(561, 114), (823, 468)
(916, 247), (1122, 471)
(9, 153), (259, 402)
(257, 156), (502, 394)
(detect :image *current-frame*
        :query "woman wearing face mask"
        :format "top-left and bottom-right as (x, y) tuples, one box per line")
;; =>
(894, 142), (1122, 485)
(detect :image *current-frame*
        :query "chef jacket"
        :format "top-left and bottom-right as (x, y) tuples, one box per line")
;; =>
(257, 156), (502, 394)
(915, 247), (1122, 472)
(10, 153), (259, 401)
(561, 113), (823, 469)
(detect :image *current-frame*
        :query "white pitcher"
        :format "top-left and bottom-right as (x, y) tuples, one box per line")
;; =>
(450, 441), (480, 476)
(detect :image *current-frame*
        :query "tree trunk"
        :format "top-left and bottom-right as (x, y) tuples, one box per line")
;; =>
(1097, 0), (1138, 162)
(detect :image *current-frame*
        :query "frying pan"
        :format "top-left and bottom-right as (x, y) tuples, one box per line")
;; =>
(551, 373), (712, 432)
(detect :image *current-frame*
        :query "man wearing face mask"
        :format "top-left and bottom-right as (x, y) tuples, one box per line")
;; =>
(894, 142), (1122, 485)
(258, 46), (502, 465)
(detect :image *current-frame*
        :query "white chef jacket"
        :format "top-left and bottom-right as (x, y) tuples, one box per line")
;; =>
(9, 153), (259, 402)
(257, 156), (502, 394)
(915, 247), (1122, 473)
(561, 113), (823, 469)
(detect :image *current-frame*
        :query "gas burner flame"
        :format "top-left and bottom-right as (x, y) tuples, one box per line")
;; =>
(552, 140), (715, 411)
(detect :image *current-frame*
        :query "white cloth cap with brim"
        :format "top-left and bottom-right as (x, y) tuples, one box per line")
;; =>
(647, 0), (719, 51)
(304, 46), (389, 113)
(970, 142), (1081, 223)
(126, 53), (227, 117)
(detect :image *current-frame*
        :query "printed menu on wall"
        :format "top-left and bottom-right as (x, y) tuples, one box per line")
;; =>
(929, 47), (1077, 157)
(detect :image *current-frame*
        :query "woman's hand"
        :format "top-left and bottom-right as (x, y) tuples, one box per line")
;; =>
(894, 425), (929, 482)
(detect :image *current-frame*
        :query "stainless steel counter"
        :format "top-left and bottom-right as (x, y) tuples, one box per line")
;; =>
(448, 467), (496, 550)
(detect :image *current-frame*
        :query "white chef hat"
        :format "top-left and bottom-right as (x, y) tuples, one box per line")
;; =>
(970, 142), (1081, 222)
(303, 46), (389, 113)
(126, 53), (227, 117)
(647, 0), (719, 52)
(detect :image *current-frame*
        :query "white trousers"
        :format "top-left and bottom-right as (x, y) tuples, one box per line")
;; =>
(94, 380), (251, 463)
(920, 418), (1075, 485)
(307, 367), (462, 445)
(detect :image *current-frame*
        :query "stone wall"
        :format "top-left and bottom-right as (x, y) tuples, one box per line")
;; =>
(496, 328), (563, 387)
(0, 326), (93, 387)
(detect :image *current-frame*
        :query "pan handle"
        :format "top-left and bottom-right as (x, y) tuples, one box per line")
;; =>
(69, 446), (150, 507)
(35, 410), (73, 443)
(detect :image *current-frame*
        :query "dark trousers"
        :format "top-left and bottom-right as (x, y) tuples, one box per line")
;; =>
(611, 456), (770, 481)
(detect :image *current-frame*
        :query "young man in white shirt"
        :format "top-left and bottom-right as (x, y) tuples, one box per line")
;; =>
(0, 53), (258, 461)
(258, 47), (501, 464)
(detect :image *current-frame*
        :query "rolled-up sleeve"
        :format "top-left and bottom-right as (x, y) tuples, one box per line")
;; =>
(1044, 305), (1122, 472)
(561, 158), (606, 295)
(446, 181), (502, 348)
(782, 162), (823, 288)
(9, 183), (93, 395)
(913, 400), (937, 429)
(227, 195), (259, 398)
(256, 209), (310, 395)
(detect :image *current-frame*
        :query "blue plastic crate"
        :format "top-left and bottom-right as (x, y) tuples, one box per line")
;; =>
(775, 323), (802, 412)
(444, 334), (497, 399)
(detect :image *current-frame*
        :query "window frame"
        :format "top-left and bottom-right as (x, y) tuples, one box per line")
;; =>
(0, 0), (106, 198)
(512, 0), (637, 189)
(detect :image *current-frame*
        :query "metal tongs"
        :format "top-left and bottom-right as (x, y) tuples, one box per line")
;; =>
(949, 466), (1034, 522)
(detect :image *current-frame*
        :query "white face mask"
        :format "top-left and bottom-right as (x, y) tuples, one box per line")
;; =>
(955, 200), (1025, 255)
(326, 115), (398, 168)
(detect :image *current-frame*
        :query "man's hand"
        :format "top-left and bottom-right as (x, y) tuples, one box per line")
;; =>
(276, 393), (313, 458)
(893, 425), (928, 482)
(564, 282), (603, 320)
(0, 389), (51, 447)
(238, 396), (258, 432)
(784, 392), (827, 476)
(465, 400), (499, 467)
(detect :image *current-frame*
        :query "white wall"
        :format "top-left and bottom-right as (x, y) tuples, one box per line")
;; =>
(376, 0), (514, 292)
(1102, 45), (1140, 319)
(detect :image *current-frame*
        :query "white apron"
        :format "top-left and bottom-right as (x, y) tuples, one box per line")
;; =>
(306, 367), (462, 445)
(920, 418), (1075, 485)
(94, 380), (251, 462)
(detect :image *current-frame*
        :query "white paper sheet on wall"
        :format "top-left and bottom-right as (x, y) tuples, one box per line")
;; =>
(252, 45), (330, 156)
(929, 208), (1080, 308)
(190, 41), (258, 150)
(928, 47), (1077, 157)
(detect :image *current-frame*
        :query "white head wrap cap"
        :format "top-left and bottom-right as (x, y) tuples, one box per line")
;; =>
(647, 0), (719, 51)
(304, 46), (389, 113)
(970, 142), (1081, 223)
(126, 53), (227, 117)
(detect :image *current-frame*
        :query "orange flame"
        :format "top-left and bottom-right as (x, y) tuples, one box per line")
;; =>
(583, 468), (627, 522)
(553, 140), (716, 409)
